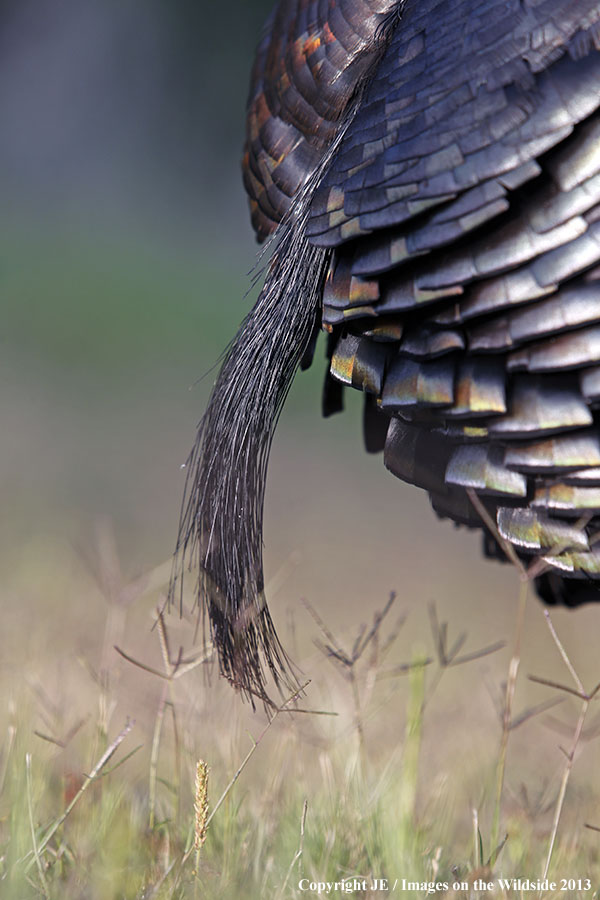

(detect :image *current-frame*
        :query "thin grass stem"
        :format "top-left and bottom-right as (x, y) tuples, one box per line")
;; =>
(491, 578), (528, 853)
(276, 799), (308, 900)
(25, 754), (49, 899)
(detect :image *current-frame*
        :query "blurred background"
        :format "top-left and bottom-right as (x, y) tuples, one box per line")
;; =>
(2, 0), (600, 837)
(0, 0), (275, 564)
(0, 0), (519, 637)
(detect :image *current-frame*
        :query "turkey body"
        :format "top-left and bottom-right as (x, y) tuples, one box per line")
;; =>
(174, 0), (600, 701)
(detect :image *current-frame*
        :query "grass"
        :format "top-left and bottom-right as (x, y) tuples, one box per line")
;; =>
(2, 224), (600, 898)
(2, 524), (600, 900)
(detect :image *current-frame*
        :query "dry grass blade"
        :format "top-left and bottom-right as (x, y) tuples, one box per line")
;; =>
(487, 833), (508, 868)
(508, 697), (564, 731)
(118, 611), (209, 830)
(351, 592), (397, 661)
(428, 601), (505, 670)
(303, 592), (399, 667)
(425, 601), (505, 713)
(75, 519), (171, 608)
(544, 711), (600, 741)
(0, 705), (16, 797)
(280, 706), (337, 716)
(446, 630), (467, 663)
(33, 716), (88, 750)
(450, 641), (506, 667)
(398, 652), (427, 825)
(304, 594), (401, 766)
(115, 640), (210, 682)
(491, 578), (528, 855)
(63, 717), (88, 745)
(206, 683), (310, 831)
(264, 551), (301, 600)
(514, 781), (554, 819)
(157, 608), (173, 672)
(543, 701), (588, 880)
(27, 679), (62, 728)
(319, 644), (352, 668)
(380, 614), (407, 656)
(428, 603), (449, 666)
(543, 609), (584, 695)
(466, 488), (527, 578)
(100, 744), (143, 776)
(149, 683), (168, 830)
(114, 646), (170, 680)
(26, 753), (49, 899)
(276, 799), (308, 900)
(33, 731), (66, 748)
(155, 608), (209, 677)
(528, 675), (588, 701)
(24, 718), (135, 872)
(531, 608), (600, 880)
(350, 624), (367, 663)
(377, 658), (433, 679)
(301, 596), (348, 661)
(472, 808), (481, 869)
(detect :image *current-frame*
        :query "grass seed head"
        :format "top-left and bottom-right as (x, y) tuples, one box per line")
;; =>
(194, 759), (210, 851)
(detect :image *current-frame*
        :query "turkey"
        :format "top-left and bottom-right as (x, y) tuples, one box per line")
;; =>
(171, 0), (600, 702)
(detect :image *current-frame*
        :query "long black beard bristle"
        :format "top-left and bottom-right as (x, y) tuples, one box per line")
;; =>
(168, 35), (399, 703)
(170, 201), (330, 703)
